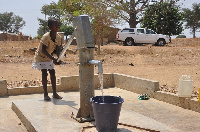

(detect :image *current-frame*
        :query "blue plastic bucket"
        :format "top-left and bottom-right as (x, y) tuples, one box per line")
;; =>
(90, 96), (124, 132)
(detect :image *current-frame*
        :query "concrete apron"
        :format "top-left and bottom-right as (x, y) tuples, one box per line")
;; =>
(12, 88), (200, 132)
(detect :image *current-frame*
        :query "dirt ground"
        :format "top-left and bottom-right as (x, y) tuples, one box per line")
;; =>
(0, 38), (200, 98)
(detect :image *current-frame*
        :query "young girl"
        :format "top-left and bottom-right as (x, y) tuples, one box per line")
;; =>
(32, 18), (63, 100)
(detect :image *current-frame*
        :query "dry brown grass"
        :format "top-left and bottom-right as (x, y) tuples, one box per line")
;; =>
(0, 40), (39, 61)
(1, 38), (199, 58)
(170, 38), (200, 47)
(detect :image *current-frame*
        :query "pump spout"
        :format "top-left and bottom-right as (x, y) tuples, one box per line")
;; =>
(89, 60), (103, 74)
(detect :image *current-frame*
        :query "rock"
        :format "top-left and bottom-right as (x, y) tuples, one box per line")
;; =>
(129, 63), (134, 66)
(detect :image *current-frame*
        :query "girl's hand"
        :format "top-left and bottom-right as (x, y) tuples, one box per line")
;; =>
(53, 58), (61, 65)
(56, 60), (62, 65)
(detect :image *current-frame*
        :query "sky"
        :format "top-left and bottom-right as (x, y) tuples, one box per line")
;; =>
(0, 0), (59, 37)
(0, 0), (199, 38)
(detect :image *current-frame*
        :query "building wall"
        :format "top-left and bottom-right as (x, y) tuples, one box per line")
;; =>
(0, 33), (30, 41)
(103, 27), (120, 43)
(0, 33), (7, 41)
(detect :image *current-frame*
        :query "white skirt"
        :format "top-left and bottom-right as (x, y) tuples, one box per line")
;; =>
(32, 61), (54, 70)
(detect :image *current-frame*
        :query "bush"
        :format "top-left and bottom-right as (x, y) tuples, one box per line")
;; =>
(34, 35), (42, 39)
(176, 35), (186, 38)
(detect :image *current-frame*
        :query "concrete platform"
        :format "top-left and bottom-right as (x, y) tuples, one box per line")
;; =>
(11, 88), (200, 132)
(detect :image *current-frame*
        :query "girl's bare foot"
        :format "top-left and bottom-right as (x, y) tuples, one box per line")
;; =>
(44, 95), (51, 100)
(52, 93), (63, 99)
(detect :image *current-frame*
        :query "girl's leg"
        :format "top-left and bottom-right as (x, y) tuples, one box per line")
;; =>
(49, 69), (62, 99)
(42, 69), (50, 100)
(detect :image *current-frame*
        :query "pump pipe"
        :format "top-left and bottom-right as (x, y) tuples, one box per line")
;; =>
(89, 60), (103, 74)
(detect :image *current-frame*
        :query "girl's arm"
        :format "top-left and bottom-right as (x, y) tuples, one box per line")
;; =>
(42, 44), (59, 64)
(55, 45), (63, 58)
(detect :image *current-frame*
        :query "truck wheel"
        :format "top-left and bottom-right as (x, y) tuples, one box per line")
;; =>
(125, 38), (134, 46)
(156, 39), (166, 46)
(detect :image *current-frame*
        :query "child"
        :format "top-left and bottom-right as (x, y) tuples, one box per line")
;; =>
(32, 18), (63, 100)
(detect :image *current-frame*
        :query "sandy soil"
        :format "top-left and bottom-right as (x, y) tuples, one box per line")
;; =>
(0, 38), (200, 98)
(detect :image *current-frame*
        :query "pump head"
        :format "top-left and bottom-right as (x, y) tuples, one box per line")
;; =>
(72, 15), (94, 48)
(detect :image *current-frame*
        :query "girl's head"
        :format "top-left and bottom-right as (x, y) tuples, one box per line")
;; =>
(48, 18), (60, 32)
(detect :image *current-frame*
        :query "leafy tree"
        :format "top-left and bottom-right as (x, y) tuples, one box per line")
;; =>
(109, 0), (181, 28)
(141, 2), (183, 36)
(182, 3), (200, 38)
(37, 18), (49, 36)
(58, 0), (83, 22)
(60, 25), (74, 36)
(47, 0), (118, 54)
(37, 2), (62, 36)
(41, 2), (61, 20)
(41, 1), (185, 53)
(0, 12), (25, 34)
(82, 1), (118, 54)
(59, 25), (74, 39)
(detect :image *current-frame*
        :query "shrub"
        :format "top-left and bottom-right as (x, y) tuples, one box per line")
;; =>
(176, 35), (186, 38)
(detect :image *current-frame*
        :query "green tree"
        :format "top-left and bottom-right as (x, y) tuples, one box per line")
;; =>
(41, 2), (61, 20)
(54, 0), (118, 54)
(141, 2), (183, 37)
(58, 0), (83, 22)
(182, 3), (200, 38)
(42, 1), (185, 53)
(83, 1), (118, 54)
(60, 25), (74, 36)
(59, 25), (74, 39)
(109, 0), (181, 28)
(37, 2), (62, 36)
(37, 18), (49, 36)
(0, 12), (25, 33)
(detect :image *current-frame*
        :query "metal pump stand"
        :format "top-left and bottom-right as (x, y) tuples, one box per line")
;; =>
(72, 15), (96, 122)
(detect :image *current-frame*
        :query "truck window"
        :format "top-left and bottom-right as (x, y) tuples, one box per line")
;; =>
(146, 29), (150, 34)
(146, 29), (156, 34)
(137, 29), (144, 33)
(150, 30), (156, 34)
(122, 29), (134, 32)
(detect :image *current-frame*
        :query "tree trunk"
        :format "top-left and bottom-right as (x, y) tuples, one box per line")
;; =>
(129, 0), (137, 28)
(97, 40), (100, 55)
(193, 27), (196, 38)
(97, 33), (101, 55)
(129, 12), (137, 28)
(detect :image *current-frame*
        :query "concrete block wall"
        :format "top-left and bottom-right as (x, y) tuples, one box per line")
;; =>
(153, 91), (200, 112)
(58, 73), (114, 92)
(112, 73), (200, 113)
(0, 80), (7, 96)
(113, 73), (159, 96)
(58, 75), (79, 91)
(3, 74), (114, 96)
(94, 73), (115, 89)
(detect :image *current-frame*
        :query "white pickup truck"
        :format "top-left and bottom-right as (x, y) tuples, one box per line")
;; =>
(116, 28), (170, 46)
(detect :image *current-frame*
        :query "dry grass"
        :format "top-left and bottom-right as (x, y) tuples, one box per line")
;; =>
(170, 38), (200, 47)
(0, 40), (39, 63)
(1, 38), (199, 59)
